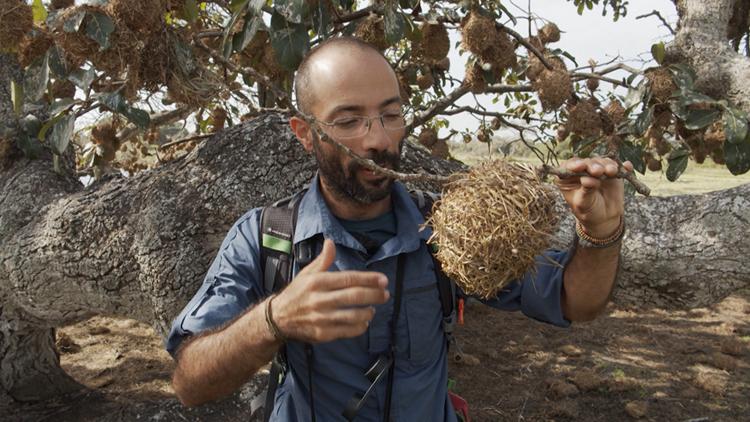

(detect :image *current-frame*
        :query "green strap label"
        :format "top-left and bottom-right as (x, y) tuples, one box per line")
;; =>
(262, 234), (293, 254)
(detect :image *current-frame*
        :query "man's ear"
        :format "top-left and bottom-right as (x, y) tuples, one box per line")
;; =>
(290, 116), (314, 152)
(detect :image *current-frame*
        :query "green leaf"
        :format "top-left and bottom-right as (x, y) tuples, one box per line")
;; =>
(49, 98), (75, 116)
(724, 134), (750, 175)
(171, 34), (198, 75)
(63, 10), (86, 33)
(723, 107), (749, 144)
(68, 67), (96, 91)
(20, 114), (42, 138)
(96, 92), (151, 128)
(669, 64), (695, 92)
(650, 42), (665, 65)
(233, 14), (262, 53)
(311, 0), (331, 37)
(666, 149), (689, 181)
(11, 81), (23, 115)
(619, 140), (645, 175)
(48, 114), (75, 155)
(683, 109), (721, 130)
(383, 7), (405, 45)
(38, 111), (65, 141)
(229, 0), (249, 13)
(184, 0), (199, 23)
(23, 53), (49, 103)
(48, 46), (73, 78)
(269, 10), (310, 70)
(274, 0), (307, 24)
(32, 0), (47, 24)
(633, 106), (654, 136)
(85, 11), (115, 50)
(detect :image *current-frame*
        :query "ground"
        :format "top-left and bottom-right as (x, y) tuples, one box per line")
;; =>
(5, 161), (750, 422)
(6, 289), (748, 421)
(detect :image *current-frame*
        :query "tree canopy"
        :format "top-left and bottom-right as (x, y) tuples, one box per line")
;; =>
(1, 0), (749, 183)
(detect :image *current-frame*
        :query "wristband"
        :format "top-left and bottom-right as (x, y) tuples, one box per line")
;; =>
(265, 294), (288, 342)
(575, 217), (625, 248)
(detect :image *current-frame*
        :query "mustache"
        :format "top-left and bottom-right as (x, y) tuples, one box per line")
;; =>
(349, 150), (400, 173)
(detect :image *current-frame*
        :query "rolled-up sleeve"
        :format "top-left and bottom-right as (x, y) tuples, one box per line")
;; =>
(480, 248), (573, 327)
(165, 209), (264, 358)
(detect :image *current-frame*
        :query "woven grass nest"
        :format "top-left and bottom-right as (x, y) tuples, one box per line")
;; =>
(427, 160), (561, 299)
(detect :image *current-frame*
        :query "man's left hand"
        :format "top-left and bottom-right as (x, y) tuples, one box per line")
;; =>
(555, 157), (633, 238)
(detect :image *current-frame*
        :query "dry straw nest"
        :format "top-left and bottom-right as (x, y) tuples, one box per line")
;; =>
(567, 100), (603, 138)
(428, 160), (560, 299)
(525, 52), (566, 82)
(0, 0), (33, 51)
(539, 23), (561, 44)
(605, 100), (626, 125)
(463, 62), (487, 93)
(535, 69), (572, 110)
(415, 22), (450, 63)
(107, 0), (165, 36)
(645, 67), (677, 103)
(461, 11), (516, 72)
(355, 13), (389, 52)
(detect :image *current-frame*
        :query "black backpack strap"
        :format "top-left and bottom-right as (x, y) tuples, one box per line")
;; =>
(260, 190), (308, 422)
(408, 190), (458, 342)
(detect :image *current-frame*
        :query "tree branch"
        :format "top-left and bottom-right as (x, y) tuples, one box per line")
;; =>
(636, 10), (676, 35)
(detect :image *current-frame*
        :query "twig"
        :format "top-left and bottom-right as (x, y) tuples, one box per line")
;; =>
(407, 85), (471, 132)
(539, 164), (651, 196)
(484, 84), (535, 94)
(498, 24), (554, 70)
(636, 10), (676, 35)
(159, 133), (213, 150)
(570, 72), (631, 88)
(311, 127), (455, 184)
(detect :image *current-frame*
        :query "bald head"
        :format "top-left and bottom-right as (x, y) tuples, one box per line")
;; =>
(294, 37), (399, 117)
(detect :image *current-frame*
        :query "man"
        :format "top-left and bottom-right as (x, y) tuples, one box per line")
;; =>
(166, 37), (630, 421)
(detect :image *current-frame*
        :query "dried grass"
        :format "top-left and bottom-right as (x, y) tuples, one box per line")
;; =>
(428, 160), (560, 299)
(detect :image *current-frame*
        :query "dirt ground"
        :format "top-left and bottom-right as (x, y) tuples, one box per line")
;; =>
(5, 288), (749, 422)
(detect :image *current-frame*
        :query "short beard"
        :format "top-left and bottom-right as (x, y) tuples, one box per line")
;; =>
(312, 133), (401, 205)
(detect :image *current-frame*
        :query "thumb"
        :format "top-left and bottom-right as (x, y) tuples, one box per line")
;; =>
(299, 238), (336, 275)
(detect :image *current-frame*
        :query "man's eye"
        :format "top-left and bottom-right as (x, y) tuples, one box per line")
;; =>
(382, 113), (402, 122)
(336, 118), (361, 129)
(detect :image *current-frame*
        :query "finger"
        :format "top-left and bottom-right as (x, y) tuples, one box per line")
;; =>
(299, 238), (336, 275)
(564, 157), (587, 173)
(622, 160), (634, 172)
(598, 158), (619, 177)
(316, 286), (390, 308)
(314, 270), (389, 291)
(584, 159), (606, 178)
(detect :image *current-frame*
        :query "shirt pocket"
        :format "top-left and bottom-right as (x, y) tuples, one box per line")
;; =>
(404, 276), (444, 365)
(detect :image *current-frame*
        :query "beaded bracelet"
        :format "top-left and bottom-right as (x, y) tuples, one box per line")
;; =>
(575, 217), (625, 248)
(265, 294), (288, 342)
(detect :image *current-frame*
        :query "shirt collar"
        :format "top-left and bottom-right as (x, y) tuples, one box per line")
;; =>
(293, 174), (432, 257)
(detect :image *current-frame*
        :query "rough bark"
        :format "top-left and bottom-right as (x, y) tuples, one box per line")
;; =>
(668, 0), (750, 113)
(1, 112), (748, 404)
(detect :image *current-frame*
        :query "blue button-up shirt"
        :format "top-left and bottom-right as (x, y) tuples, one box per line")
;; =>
(166, 176), (572, 421)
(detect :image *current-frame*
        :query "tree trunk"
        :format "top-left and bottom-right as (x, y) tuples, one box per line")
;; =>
(1, 112), (748, 403)
(668, 0), (750, 113)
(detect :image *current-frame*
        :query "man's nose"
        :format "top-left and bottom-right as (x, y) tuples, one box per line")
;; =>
(361, 117), (394, 152)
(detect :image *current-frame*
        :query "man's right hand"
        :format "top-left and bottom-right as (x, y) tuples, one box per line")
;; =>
(272, 239), (390, 343)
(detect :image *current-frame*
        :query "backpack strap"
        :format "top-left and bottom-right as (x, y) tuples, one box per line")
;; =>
(408, 190), (458, 343)
(260, 189), (311, 422)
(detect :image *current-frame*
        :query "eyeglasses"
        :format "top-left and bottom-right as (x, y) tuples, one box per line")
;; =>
(316, 112), (407, 139)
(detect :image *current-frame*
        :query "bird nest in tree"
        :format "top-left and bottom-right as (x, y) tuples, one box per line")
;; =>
(427, 160), (561, 299)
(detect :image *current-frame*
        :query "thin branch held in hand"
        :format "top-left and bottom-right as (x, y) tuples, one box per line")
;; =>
(407, 85), (471, 132)
(539, 164), (651, 196)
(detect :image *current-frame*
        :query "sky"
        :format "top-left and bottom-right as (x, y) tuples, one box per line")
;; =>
(441, 0), (678, 134)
